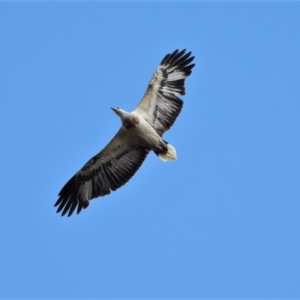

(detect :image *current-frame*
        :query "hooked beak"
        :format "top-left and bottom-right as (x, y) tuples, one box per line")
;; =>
(111, 107), (120, 113)
(111, 107), (125, 119)
(111, 107), (119, 116)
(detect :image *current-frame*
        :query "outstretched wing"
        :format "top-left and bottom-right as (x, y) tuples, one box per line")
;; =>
(134, 49), (195, 136)
(54, 127), (150, 217)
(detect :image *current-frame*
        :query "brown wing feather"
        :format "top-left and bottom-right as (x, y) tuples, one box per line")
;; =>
(134, 49), (195, 136)
(54, 127), (150, 217)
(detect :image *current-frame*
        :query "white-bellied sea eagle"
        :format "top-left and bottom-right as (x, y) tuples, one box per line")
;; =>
(55, 49), (195, 216)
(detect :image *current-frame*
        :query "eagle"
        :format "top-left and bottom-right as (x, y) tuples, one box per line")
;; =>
(55, 49), (195, 216)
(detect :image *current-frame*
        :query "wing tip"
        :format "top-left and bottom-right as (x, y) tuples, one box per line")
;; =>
(54, 176), (91, 217)
(160, 49), (195, 73)
(54, 198), (89, 217)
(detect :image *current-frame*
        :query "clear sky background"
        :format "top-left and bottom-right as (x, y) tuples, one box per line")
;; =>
(0, 2), (299, 298)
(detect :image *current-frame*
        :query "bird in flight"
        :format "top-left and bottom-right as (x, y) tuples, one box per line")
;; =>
(55, 49), (195, 216)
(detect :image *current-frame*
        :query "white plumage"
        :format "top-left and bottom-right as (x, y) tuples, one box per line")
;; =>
(55, 49), (195, 216)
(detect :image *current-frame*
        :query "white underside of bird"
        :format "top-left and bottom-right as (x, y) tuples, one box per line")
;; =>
(54, 49), (195, 216)
(112, 108), (177, 162)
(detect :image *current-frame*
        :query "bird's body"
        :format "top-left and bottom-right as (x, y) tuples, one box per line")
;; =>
(55, 49), (195, 216)
(113, 108), (174, 161)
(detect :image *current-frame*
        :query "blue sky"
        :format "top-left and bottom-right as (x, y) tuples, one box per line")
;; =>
(0, 2), (299, 298)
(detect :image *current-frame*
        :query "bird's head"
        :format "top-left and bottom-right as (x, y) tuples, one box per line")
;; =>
(111, 107), (129, 119)
(111, 107), (138, 129)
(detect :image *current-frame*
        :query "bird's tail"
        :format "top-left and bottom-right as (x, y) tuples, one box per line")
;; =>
(158, 141), (177, 162)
